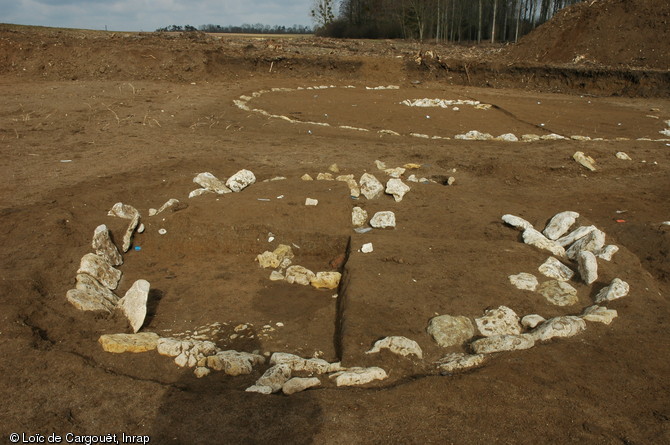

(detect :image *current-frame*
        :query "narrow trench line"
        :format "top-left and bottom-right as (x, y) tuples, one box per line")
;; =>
(333, 235), (352, 362)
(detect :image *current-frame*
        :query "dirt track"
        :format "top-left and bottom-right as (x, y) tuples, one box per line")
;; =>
(1, 24), (669, 444)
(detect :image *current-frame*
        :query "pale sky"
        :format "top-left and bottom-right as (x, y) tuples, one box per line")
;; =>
(1, 0), (315, 32)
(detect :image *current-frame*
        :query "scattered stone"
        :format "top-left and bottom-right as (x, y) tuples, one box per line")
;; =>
(360, 173), (384, 200)
(556, 225), (596, 247)
(509, 273), (538, 291)
(207, 350), (265, 375)
(530, 316), (586, 342)
(594, 278), (630, 303)
(330, 367), (388, 387)
(92, 224), (123, 266)
(385, 178), (410, 202)
(436, 353), (487, 374)
(596, 245), (619, 261)
(566, 228), (606, 260)
(537, 280), (578, 306)
(305, 198), (319, 206)
(189, 188), (211, 198)
(616, 152), (632, 161)
(577, 251), (598, 285)
(269, 270), (284, 281)
(118, 279), (150, 333)
(370, 211), (396, 229)
(283, 377), (321, 395)
(475, 306), (522, 337)
(270, 352), (335, 374)
(285, 265), (316, 286)
(427, 315), (475, 347)
(98, 332), (160, 353)
(543, 211), (580, 240)
(573, 151), (596, 171)
(502, 214), (534, 231)
(77, 253), (122, 290)
(361, 243), (374, 253)
(256, 363), (292, 393)
(194, 367), (211, 378)
(521, 314), (546, 329)
(582, 305), (618, 325)
(311, 271), (341, 290)
(366, 336), (423, 359)
(194, 172), (231, 194)
(384, 167), (406, 178)
(538, 257), (574, 281)
(226, 169), (256, 192)
(352, 207), (368, 227)
(471, 334), (535, 354)
(522, 228), (566, 258)
(301, 174), (314, 181)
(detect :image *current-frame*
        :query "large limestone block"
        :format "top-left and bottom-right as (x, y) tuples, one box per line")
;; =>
(282, 377), (321, 395)
(543, 211), (580, 240)
(594, 278), (629, 303)
(530, 316), (586, 342)
(502, 214), (534, 231)
(573, 151), (596, 171)
(370, 211), (396, 229)
(366, 336), (423, 359)
(256, 363), (292, 393)
(537, 280), (578, 306)
(581, 305), (618, 325)
(436, 353), (487, 374)
(207, 350), (265, 375)
(122, 212), (140, 253)
(385, 178), (410, 202)
(596, 245), (619, 261)
(285, 266), (316, 286)
(566, 229), (606, 260)
(523, 228), (567, 258)
(475, 306), (522, 337)
(108, 202), (139, 220)
(66, 288), (116, 313)
(92, 224), (122, 266)
(118, 279), (150, 333)
(509, 273), (538, 291)
(98, 332), (159, 353)
(352, 207), (368, 227)
(75, 273), (119, 305)
(360, 173), (384, 200)
(194, 172), (231, 194)
(577, 250), (598, 285)
(226, 169), (256, 192)
(538, 257), (574, 281)
(471, 334), (535, 354)
(521, 314), (546, 329)
(77, 253), (122, 290)
(156, 338), (185, 357)
(311, 272), (341, 290)
(427, 315), (475, 347)
(330, 367), (388, 387)
(270, 352), (335, 374)
(557, 225), (596, 247)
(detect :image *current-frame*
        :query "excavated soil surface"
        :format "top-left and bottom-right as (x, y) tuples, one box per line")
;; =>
(1, 24), (669, 444)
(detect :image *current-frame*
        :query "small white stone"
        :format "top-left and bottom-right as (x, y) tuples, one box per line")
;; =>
(509, 273), (538, 291)
(359, 173), (384, 200)
(471, 334), (535, 354)
(330, 367), (387, 386)
(269, 270), (284, 281)
(521, 314), (546, 329)
(194, 367), (210, 378)
(282, 377), (321, 395)
(225, 169), (256, 192)
(305, 198), (319, 206)
(385, 178), (410, 202)
(317, 172), (334, 181)
(594, 278), (629, 303)
(370, 211), (396, 229)
(245, 385), (273, 394)
(475, 306), (521, 337)
(523, 228), (566, 258)
(616, 152), (632, 160)
(543, 211), (580, 240)
(557, 225), (596, 247)
(495, 133), (519, 142)
(366, 336), (423, 359)
(596, 245), (619, 261)
(270, 352), (334, 374)
(577, 250), (598, 285)
(502, 214), (534, 231)
(352, 207), (368, 227)
(158, 228), (167, 235)
(566, 229), (606, 260)
(384, 167), (406, 178)
(530, 316), (586, 342)
(194, 172), (231, 194)
(285, 265), (316, 286)
(301, 174), (313, 181)
(537, 280), (578, 306)
(361, 243), (374, 253)
(573, 151), (596, 171)
(582, 305), (618, 325)
(436, 353), (487, 374)
(538, 257), (574, 281)
(189, 188), (211, 198)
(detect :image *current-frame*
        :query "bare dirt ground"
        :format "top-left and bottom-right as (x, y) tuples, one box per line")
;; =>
(0, 18), (669, 445)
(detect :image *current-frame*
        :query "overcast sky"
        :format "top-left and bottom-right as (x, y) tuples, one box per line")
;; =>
(1, 0), (316, 32)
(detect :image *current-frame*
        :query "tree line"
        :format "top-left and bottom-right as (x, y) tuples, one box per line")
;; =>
(312, 0), (585, 41)
(156, 24), (313, 34)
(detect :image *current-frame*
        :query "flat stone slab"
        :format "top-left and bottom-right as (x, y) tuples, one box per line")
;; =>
(77, 253), (122, 290)
(475, 306), (521, 337)
(118, 279), (150, 333)
(365, 336), (423, 359)
(537, 280), (579, 306)
(92, 224), (122, 266)
(471, 334), (535, 354)
(436, 353), (487, 374)
(330, 367), (388, 386)
(98, 332), (159, 353)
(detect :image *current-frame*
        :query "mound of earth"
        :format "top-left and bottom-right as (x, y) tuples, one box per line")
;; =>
(507, 0), (670, 69)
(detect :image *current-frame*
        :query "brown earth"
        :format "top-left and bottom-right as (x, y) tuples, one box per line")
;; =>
(0, 23), (669, 445)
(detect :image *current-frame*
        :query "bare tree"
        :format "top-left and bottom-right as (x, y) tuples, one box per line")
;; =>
(310, 0), (335, 27)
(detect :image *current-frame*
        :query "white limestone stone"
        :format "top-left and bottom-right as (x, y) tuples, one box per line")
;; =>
(154, 198), (181, 215)
(557, 225), (596, 247)
(436, 353), (487, 374)
(305, 198), (319, 206)
(541, 133), (566, 140)
(596, 245), (619, 261)
(361, 243), (374, 253)
(330, 367), (388, 386)
(98, 332), (160, 353)
(495, 133), (519, 142)
(521, 134), (541, 142)
(502, 214), (534, 231)
(509, 272), (538, 291)
(66, 288), (116, 313)
(385, 178), (410, 202)
(225, 169), (256, 192)
(566, 228), (606, 260)
(245, 384), (273, 394)
(530, 316), (586, 342)
(107, 202), (139, 219)
(118, 279), (150, 333)
(352, 207), (368, 227)
(523, 228), (567, 258)
(521, 314), (546, 329)
(384, 167), (406, 178)
(122, 212), (140, 253)
(374, 160), (386, 170)
(616, 152), (632, 160)
(285, 265), (316, 286)
(92, 224), (123, 266)
(207, 350), (265, 375)
(365, 336), (423, 359)
(573, 151), (596, 171)
(269, 271), (285, 281)
(77, 253), (121, 290)
(427, 315), (475, 347)
(311, 272), (341, 290)
(543, 211), (580, 240)
(475, 306), (522, 337)
(301, 174), (313, 181)
(270, 352), (335, 374)
(538, 257), (574, 281)
(189, 188), (211, 198)
(75, 273), (119, 305)
(193, 172), (231, 194)
(577, 250), (598, 285)
(455, 130), (494, 140)
(317, 172), (334, 180)
(194, 367), (211, 378)
(156, 338), (185, 357)
(594, 278), (630, 303)
(582, 305), (618, 325)
(360, 173), (384, 200)
(471, 334), (535, 354)
(370, 211), (396, 229)
(256, 363), (292, 393)
(282, 377), (321, 395)
(537, 280), (578, 306)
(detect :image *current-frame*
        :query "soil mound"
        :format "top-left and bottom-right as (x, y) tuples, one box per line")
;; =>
(507, 0), (670, 69)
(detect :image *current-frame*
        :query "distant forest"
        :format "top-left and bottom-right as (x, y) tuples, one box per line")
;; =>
(155, 24), (313, 34)
(312, 0), (585, 41)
